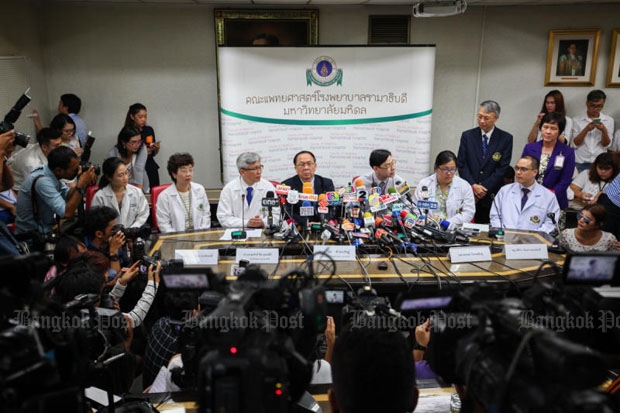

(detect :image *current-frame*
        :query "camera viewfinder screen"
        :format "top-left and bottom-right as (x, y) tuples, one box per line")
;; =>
(163, 273), (210, 290)
(400, 296), (452, 311)
(326, 290), (344, 304)
(565, 256), (617, 282)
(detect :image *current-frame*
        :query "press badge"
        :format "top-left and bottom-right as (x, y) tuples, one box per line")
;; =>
(554, 154), (565, 169)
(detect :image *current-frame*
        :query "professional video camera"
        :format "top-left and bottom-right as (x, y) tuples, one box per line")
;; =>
(0, 90), (32, 148)
(167, 264), (327, 413)
(421, 282), (616, 412)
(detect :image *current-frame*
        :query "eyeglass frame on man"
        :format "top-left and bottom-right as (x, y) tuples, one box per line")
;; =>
(377, 160), (397, 170)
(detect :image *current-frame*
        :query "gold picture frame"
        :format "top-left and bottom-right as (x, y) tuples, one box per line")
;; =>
(214, 9), (319, 47)
(606, 29), (620, 87)
(545, 29), (600, 86)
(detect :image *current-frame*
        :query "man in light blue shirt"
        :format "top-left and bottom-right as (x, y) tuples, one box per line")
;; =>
(15, 146), (97, 235)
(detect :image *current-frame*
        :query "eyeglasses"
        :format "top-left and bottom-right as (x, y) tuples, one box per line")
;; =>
(577, 212), (592, 225)
(439, 168), (457, 174)
(296, 162), (315, 168)
(378, 160), (397, 170)
(514, 166), (534, 172)
(62, 128), (75, 135)
(243, 164), (264, 172)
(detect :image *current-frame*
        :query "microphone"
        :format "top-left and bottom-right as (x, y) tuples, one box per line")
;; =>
(547, 212), (566, 253)
(392, 210), (410, 242)
(302, 181), (313, 196)
(395, 180), (416, 205)
(440, 219), (470, 244)
(232, 193), (247, 239)
(375, 217), (403, 244)
(420, 185), (429, 201)
(489, 193), (504, 240)
(262, 191), (279, 235)
(317, 193), (329, 223)
(374, 228), (403, 245)
(355, 178), (367, 201)
(322, 222), (344, 244)
(300, 200), (314, 233)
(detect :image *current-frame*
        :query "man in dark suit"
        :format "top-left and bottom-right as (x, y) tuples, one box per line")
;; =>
(457, 100), (513, 224)
(281, 150), (335, 224)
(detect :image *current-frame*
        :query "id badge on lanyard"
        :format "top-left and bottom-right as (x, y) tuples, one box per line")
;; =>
(554, 154), (565, 170)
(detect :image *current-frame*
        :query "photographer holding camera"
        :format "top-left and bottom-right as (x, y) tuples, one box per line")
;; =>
(15, 145), (97, 239)
(8, 127), (62, 191)
(83, 205), (128, 277)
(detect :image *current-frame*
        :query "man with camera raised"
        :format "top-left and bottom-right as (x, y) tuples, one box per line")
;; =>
(83, 205), (127, 277)
(9, 127), (62, 191)
(15, 145), (97, 237)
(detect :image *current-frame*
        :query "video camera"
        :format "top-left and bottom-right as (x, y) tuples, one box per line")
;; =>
(167, 264), (327, 413)
(0, 90), (32, 148)
(422, 282), (617, 412)
(80, 161), (101, 176)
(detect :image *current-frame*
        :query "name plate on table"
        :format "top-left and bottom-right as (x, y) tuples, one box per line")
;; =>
(417, 200), (438, 210)
(313, 245), (356, 261)
(462, 222), (489, 233)
(175, 249), (219, 266)
(236, 248), (279, 264)
(448, 246), (492, 263)
(504, 244), (548, 260)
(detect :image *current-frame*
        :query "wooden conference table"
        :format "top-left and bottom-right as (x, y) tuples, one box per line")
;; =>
(149, 228), (564, 292)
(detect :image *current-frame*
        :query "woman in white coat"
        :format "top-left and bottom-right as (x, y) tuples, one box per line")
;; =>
(91, 157), (150, 228)
(156, 153), (211, 233)
(413, 150), (475, 227)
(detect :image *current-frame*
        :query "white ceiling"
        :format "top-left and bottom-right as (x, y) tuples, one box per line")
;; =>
(60, 0), (619, 6)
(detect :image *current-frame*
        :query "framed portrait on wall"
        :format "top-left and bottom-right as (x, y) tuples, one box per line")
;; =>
(606, 29), (620, 87)
(545, 29), (601, 86)
(214, 9), (319, 46)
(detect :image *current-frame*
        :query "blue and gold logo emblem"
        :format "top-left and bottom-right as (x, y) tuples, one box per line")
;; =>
(307, 56), (343, 87)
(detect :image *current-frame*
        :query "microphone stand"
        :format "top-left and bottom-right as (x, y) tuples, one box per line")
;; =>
(232, 193), (247, 239)
(264, 204), (276, 236)
(547, 212), (566, 254)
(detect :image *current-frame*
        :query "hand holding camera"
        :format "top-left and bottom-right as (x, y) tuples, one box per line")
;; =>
(77, 164), (98, 188)
(109, 229), (126, 252)
(0, 130), (15, 157)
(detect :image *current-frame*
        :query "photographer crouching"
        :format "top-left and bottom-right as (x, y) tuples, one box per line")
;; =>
(15, 145), (97, 251)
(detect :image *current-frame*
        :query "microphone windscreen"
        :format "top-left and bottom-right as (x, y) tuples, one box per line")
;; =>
(387, 187), (397, 194)
(375, 217), (384, 227)
(302, 182), (313, 194)
(266, 190), (275, 198)
(302, 200), (312, 207)
(318, 193), (327, 202)
(354, 178), (365, 188)
(400, 210), (408, 218)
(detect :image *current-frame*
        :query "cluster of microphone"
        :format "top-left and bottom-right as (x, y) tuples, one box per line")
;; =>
(257, 178), (470, 247)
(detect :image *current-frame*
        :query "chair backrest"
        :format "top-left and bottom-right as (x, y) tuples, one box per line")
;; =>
(150, 183), (172, 232)
(85, 185), (99, 210)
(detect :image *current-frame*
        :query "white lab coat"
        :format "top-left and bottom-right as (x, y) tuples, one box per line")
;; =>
(217, 177), (280, 229)
(413, 174), (475, 226)
(91, 184), (150, 228)
(490, 182), (560, 233)
(156, 182), (211, 233)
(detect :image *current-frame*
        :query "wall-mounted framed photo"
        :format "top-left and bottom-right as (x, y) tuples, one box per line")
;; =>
(545, 29), (600, 86)
(214, 9), (319, 46)
(606, 29), (620, 87)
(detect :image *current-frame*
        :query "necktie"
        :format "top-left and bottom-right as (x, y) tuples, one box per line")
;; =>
(521, 188), (529, 211)
(378, 181), (386, 194)
(246, 186), (253, 206)
(482, 134), (489, 158)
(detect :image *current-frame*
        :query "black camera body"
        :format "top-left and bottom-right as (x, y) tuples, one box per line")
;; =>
(80, 161), (100, 176)
(112, 223), (151, 240)
(0, 90), (32, 148)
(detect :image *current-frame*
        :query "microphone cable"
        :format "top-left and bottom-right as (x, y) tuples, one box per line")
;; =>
(467, 261), (522, 294)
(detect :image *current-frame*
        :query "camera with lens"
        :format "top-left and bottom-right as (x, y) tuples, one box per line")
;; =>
(111, 223), (151, 240)
(0, 90), (32, 148)
(80, 161), (101, 176)
(140, 253), (183, 272)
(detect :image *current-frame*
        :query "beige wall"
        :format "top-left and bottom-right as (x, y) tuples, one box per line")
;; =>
(1, 1), (619, 187)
